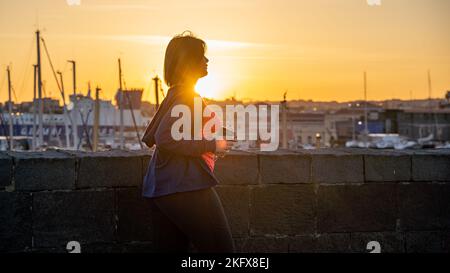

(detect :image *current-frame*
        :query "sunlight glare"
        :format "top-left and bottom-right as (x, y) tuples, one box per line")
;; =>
(195, 73), (225, 99)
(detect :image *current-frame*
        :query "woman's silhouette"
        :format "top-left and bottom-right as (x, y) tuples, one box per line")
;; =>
(141, 31), (235, 253)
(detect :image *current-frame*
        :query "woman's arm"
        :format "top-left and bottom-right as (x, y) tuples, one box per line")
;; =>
(154, 107), (216, 156)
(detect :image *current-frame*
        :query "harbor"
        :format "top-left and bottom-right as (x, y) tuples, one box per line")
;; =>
(1, 31), (450, 152)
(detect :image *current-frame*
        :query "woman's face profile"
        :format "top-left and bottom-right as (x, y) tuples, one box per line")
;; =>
(197, 55), (209, 78)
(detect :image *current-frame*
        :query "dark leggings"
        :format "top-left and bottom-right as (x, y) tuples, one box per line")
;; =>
(146, 187), (235, 253)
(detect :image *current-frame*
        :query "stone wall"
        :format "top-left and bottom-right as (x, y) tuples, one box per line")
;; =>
(0, 148), (449, 253)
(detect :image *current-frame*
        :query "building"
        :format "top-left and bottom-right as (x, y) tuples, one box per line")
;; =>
(397, 109), (450, 141)
(115, 89), (144, 110)
(287, 110), (328, 147)
(439, 91), (450, 109)
(329, 101), (385, 146)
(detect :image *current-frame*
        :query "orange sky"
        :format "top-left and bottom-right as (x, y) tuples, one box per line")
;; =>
(0, 0), (449, 105)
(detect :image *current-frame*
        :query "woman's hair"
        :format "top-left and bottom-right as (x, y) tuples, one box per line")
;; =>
(164, 31), (207, 87)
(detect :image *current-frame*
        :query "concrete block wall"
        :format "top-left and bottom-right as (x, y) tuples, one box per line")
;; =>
(0, 148), (449, 253)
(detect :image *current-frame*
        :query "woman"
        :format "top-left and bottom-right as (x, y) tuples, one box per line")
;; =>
(141, 31), (236, 253)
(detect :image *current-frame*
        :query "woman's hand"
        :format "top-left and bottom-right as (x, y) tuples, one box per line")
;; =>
(215, 139), (235, 157)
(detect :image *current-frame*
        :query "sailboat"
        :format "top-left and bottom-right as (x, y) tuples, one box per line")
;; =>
(0, 30), (152, 151)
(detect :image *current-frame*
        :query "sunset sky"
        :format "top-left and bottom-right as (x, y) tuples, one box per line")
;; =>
(0, 0), (449, 105)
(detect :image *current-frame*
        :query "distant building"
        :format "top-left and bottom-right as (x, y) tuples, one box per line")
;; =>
(397, 109), (450, 141)
(115, 89), (144, 110)
(382, 98), (442, 110)
(384, 109), (403, 134)
(2, 98), (62, 115)
(331, 104), (385, 145)
(32, 98), (62, 114)
(288, 111), (328, 147)
(140, 101), (157, 119)
(439, 91), (450, 109)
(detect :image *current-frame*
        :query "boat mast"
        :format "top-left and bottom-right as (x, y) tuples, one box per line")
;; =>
(7, 66), (13, 151)
(428, 70), (432, 108)
(281, 91), (287, 149)
(32, 64), (37, 151)
(428, 70), (438, 140)
(68, 60), (78, 150)
(58, 71), (71, 148)
(93, 86), (100, 151)
(363, 71), (368, 146)
(118, 58), (124, 149)
(36, 30), (44, 148)
(153, 75), (160, 110)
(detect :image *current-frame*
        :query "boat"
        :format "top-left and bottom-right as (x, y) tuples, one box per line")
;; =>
(0, 89), (152, 151)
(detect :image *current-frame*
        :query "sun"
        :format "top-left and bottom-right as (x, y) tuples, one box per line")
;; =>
(195, 73), (224, 99)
